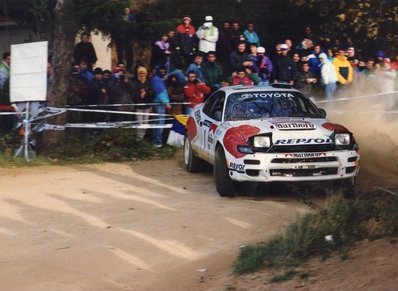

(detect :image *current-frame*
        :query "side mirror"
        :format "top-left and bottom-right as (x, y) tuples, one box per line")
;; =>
(319, 108), (327, 118)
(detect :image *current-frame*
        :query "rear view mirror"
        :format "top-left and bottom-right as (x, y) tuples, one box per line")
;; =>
(319, 108), (327, 118)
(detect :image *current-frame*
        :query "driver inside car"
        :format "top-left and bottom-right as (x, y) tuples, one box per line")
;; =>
(271, 97), (292, 117)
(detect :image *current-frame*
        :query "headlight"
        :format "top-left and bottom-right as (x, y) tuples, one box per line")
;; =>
(335, 133), (350, 145)
(254, 136), (271, 148)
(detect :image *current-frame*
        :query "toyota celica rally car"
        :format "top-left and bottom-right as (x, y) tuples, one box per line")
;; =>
(183, 84), (360, 197)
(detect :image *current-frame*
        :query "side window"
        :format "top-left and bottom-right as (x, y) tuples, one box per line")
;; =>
(203, 91), (225, 121)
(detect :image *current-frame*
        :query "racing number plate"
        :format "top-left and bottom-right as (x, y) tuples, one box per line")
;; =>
(293, 165), (316, 169)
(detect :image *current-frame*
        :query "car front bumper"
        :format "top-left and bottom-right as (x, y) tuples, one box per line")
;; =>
(227, 150), (360, 182)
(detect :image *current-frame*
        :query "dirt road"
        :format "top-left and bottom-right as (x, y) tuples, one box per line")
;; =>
(1, 95), (397, 290)
(0, 154), (313, 291)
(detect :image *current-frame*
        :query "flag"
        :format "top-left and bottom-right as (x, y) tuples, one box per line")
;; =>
(166, 115), (188, 147)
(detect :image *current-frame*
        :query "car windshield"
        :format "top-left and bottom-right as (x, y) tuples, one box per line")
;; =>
(224, 91), (323, 120)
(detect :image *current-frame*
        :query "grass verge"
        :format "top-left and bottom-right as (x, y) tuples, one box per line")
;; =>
(234, 189), (398, 276)
(0, 128), (177, 166)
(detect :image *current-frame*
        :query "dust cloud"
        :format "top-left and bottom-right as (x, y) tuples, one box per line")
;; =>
(315, 86), (398, 187)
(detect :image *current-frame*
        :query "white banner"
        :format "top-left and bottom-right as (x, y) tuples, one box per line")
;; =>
(10, 41), (48, 102)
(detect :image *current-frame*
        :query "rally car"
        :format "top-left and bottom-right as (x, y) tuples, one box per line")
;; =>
(183, 84), (360, 197)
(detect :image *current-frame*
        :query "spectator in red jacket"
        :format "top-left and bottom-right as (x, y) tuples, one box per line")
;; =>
(184, 70), (211, 115)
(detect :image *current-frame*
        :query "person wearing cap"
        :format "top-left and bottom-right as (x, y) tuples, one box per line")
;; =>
(273, 43), (296, 85)
(255, 46), (273, 86)
(176, 16), (197, 67)
(196, 16), (219, 54)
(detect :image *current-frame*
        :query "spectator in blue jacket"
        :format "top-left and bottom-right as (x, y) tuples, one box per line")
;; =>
(243, 22), (260, 47)
(151, 65), (171, 148)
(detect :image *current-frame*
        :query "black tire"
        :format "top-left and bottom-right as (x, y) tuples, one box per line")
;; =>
(183, 136), (202, 173)
(235, 182), (260, 196)
(340, 177), (356, 198)
(214, 146), (236, 197)
(333, 177), (356, 198)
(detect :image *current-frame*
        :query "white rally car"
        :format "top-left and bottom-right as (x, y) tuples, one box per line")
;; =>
(183, 84), (360, 197)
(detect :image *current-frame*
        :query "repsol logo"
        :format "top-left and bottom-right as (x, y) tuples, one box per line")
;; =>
(275, 138), (332, 145)
(229, 162), (245, 173)
(240, 92), (295, 99)
(275, 122), (315, 130)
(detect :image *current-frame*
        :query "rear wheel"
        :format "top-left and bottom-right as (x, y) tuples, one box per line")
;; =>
(214, 146), (236, 197)
(183, 136), (202, 173)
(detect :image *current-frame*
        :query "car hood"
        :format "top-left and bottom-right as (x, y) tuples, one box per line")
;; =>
(227, 118), (340, 145)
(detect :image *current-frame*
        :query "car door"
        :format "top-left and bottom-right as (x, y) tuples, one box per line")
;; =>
(201, 91), (226, 162)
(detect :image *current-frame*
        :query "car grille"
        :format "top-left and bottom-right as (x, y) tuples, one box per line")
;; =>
(270, 167), (338, 177)
(271, 157), (338, 163)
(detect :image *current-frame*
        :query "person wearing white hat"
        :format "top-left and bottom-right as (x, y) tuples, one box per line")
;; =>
(196, 15), (219, 53)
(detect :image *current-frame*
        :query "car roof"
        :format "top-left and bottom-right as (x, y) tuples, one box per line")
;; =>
(220, 84), (301, 95)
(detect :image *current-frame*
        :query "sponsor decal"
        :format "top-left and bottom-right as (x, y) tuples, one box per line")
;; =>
(240, 92), (295, 99)
(209, 123), (218, 134)
(229, 162), (245, 173)
(273, 122), (315, 130)
(194, 110), (201, 123)
(285, 152), (326, 158)
(275, 138), (332, 145)
(223, 125), (260, 158)
(203, 119), (212, 128)
(321, 122), (349, 132)
(208, 136), (214, 144)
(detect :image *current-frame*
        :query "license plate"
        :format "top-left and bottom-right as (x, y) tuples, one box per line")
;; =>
(294, 165), (316, 169)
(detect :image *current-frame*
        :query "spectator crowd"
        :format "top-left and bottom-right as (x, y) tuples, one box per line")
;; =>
(1, 8), (397, 147)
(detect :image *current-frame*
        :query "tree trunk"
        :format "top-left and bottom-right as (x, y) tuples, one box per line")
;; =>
(41, 0), (77, 154)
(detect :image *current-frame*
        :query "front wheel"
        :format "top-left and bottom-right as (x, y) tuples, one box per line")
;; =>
(214, 146), (236, 197)
(333, 177), (356, 198)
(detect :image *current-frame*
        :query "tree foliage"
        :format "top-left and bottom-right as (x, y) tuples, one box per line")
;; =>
(291, 0), (398, 55)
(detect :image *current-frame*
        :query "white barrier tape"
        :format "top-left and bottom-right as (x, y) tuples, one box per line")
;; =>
(314, 90), (398, 104)
(30, 108), (67, 122)
(35, 122), (175, 131)
(327, 110), (398, 114)
(68, 102), (191, 108)
(35, 123), (66, 131)
(64, 122), (173, 129)
(66, 107), (173, 117)
(0, 111), (18, 115)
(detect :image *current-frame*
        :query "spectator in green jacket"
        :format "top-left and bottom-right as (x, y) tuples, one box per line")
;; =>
(202, 51), (224, 93)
